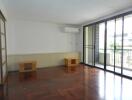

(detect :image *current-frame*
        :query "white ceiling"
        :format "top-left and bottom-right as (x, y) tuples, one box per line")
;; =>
(3, 0), (132, 25)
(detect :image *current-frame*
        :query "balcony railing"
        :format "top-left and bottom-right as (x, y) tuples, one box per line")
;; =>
(99, 49), (132, 70)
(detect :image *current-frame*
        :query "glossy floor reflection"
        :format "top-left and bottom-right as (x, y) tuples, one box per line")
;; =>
(7, 65), (132, 100)
(84, 66), (132, 100)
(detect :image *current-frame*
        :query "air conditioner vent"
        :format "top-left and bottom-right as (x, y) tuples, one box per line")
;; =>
(64, 27), (79, 33)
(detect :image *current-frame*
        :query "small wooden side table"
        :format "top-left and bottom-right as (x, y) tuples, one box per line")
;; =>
(64, 58), (79, 72)
(19, 61), (37, 80)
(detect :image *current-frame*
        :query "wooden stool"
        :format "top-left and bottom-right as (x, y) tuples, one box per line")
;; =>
(64, 58), (79, 72)
(19, 61), (37, 80)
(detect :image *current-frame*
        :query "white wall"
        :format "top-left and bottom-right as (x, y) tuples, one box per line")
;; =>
(7, 19), (80, 55)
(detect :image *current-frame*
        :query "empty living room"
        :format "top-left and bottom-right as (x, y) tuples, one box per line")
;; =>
(1, 0), (132, 100)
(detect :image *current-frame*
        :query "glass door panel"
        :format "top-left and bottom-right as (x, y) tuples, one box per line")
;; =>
(87, 25), (95, 65)
(84, 27), (88, 64)
(0, 11), (8, 100)
(2, 49), (6, 64)
(0, 68), (2, 84)
(84, 25), (95, 66)
(0, 19), (5, 33)
(1, 34), (5, 49)
(0, 15), (7, 85)
(115, 18), (122, 74)
(106, 20), (115, 71)
(123, 14), (132, 76)
(95, 23), (105, 68)
(2, 64), (6, 79)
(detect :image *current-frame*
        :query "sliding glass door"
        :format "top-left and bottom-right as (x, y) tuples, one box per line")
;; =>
(106, 18), (122, 73)
(83, 12), (132, 79)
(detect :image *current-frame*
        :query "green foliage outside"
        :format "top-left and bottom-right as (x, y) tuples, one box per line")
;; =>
(109, 43), (121, 53)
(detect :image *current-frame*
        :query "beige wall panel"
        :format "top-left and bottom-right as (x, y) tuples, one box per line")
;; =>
(7, 52), (80, 71)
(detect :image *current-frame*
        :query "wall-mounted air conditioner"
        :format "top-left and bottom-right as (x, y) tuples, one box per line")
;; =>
(64, 27), (80, 33)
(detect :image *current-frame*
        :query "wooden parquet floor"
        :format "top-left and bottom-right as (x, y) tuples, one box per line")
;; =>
(2, 64), (132, 100)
